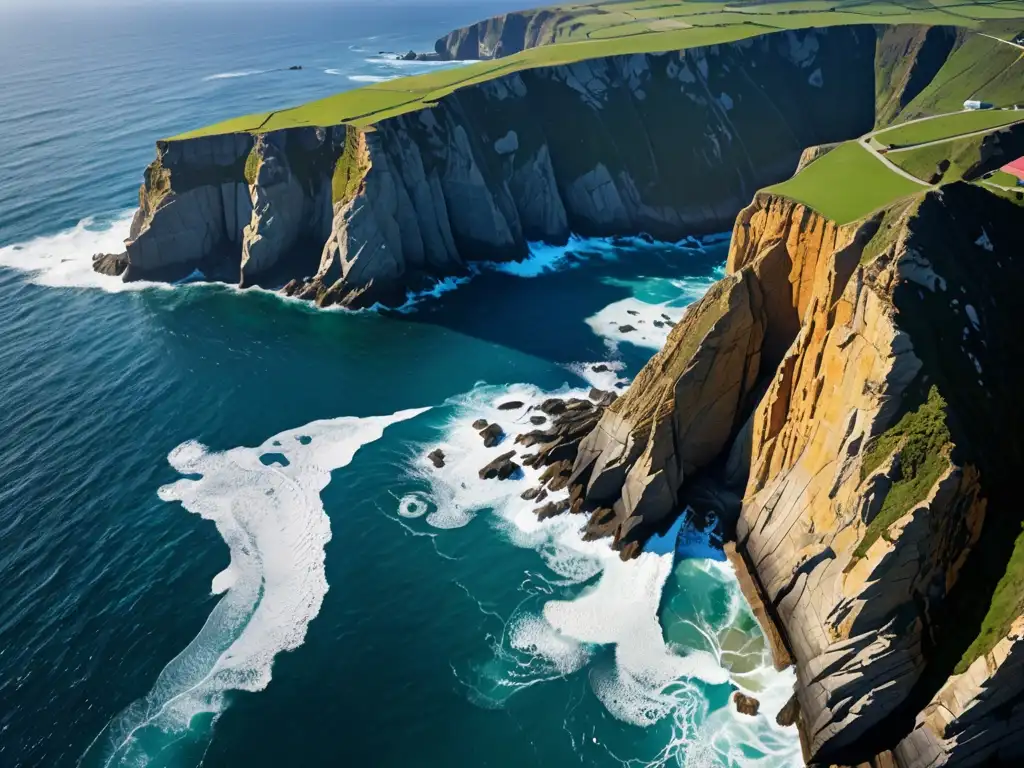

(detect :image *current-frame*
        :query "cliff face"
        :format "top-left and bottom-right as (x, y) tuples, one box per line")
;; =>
(568, 183), (1024, 765)
(112, 26), (877, 305)
(432, 9), (568, 60)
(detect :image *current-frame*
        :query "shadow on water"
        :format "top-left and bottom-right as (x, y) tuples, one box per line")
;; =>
(383, 243), (727, 375)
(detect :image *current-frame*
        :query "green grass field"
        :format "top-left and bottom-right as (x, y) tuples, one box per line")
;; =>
(764, 141), (927, 224)
(171, 0), (1024, 140)
(875, 109), (1024, 147)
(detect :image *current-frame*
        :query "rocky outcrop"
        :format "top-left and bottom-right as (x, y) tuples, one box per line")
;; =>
(571, 267), (766, 553)
(572, 183), (1024, 765)
(433, 9), (570, 60)
(104, 25), (880, 305)
(896, 615), (1024, 767)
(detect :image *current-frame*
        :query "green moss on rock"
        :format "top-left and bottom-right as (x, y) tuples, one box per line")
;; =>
(331, 126), (369, 206)
(855, 386), (952, 559)
(244, 146), (261, 185)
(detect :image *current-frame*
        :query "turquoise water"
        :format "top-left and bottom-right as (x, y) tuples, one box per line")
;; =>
(0, 3), (799, 766)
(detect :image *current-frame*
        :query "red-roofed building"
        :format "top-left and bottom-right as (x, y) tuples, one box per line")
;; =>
(1002, 156), (1024, 182)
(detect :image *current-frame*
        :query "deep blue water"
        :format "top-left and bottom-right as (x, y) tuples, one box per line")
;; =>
(0, 3), (799, 767)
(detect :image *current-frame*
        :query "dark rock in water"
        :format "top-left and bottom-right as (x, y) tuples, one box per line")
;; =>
(92, 252), (128, 277)
(529, 415), (547, 425)
(653, 320), (666, 328)
(472, 419), (489, 430)
(591, 363), (610, 373)
(618, 324), (636, 333)
(536, 499), (570, 520)
(479, 422), (504, 447)
(402, 50), (417, 61)
(661, 313), (672, 321)
(539, 398), (567, 416)
(589, 388), (617, 407)
(427, 448), (446, 469)
(733, 692), (761, 717)
(521, 452), (538, 467)
(479, 451), (519, 480)
(521, 487), (541, 501)
(615, 382), (628, 390)
(776, 693), (799, 727)
(498, 400), (524, 411)
(626, 309), (639, 316)
(288, 65), (303, 70)
(535, 489), (548, 503)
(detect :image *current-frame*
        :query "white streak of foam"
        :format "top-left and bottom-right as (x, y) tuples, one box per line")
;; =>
(0, 212), (160, 292)
(202, 70), (266, 80)
(82, 406), (428, 766)
(347, 74), (399, 83)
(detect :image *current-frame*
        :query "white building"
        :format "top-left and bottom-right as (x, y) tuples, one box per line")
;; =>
(964, 99), (994, 110)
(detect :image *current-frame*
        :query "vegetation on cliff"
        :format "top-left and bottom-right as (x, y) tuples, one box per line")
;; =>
(331, 127), (369, 206)
(764, 141), (925, 224)
(855, 385), (953, 559)
(169, 0), (1024, 140)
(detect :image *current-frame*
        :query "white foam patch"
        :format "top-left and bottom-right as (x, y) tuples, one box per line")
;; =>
(406, 379), (800, 764)
(347, 74), (399, 83)
(0, 211), (162, 292)
(82, 406), (429, 764)
(365, 56), (471, 69)
(565, 360), (628, 392)
(509, 613), (590, 676)
(587, 297), (684, 349)
(202, 70), (266, 81)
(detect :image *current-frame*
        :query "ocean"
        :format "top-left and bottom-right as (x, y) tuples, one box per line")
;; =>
(0, 2), (800, 766)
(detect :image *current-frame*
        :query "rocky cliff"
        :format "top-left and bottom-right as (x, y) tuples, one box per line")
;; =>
(564, 183), (1024, 765)
(432, 9), (571, 60)
(105, 25), (878, 306)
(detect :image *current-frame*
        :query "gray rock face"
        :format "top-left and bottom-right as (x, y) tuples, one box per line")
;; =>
(110, 25), (877, 304)
(123, 133), (253, 282)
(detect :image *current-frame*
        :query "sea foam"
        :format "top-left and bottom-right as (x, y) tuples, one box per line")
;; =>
(401, 379), (801, 766)
(80, 407), (429, 766)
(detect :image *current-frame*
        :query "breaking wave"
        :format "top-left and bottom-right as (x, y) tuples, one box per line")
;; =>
(79, 407), (429, 766)
(398, 377), (800, 766)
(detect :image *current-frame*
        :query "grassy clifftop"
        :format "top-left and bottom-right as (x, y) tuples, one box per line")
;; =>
(171, 0), (1024, 140)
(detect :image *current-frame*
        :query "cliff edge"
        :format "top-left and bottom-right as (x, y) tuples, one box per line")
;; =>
(561, 183), (1024, 766)
(103, 26), (877, 306)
